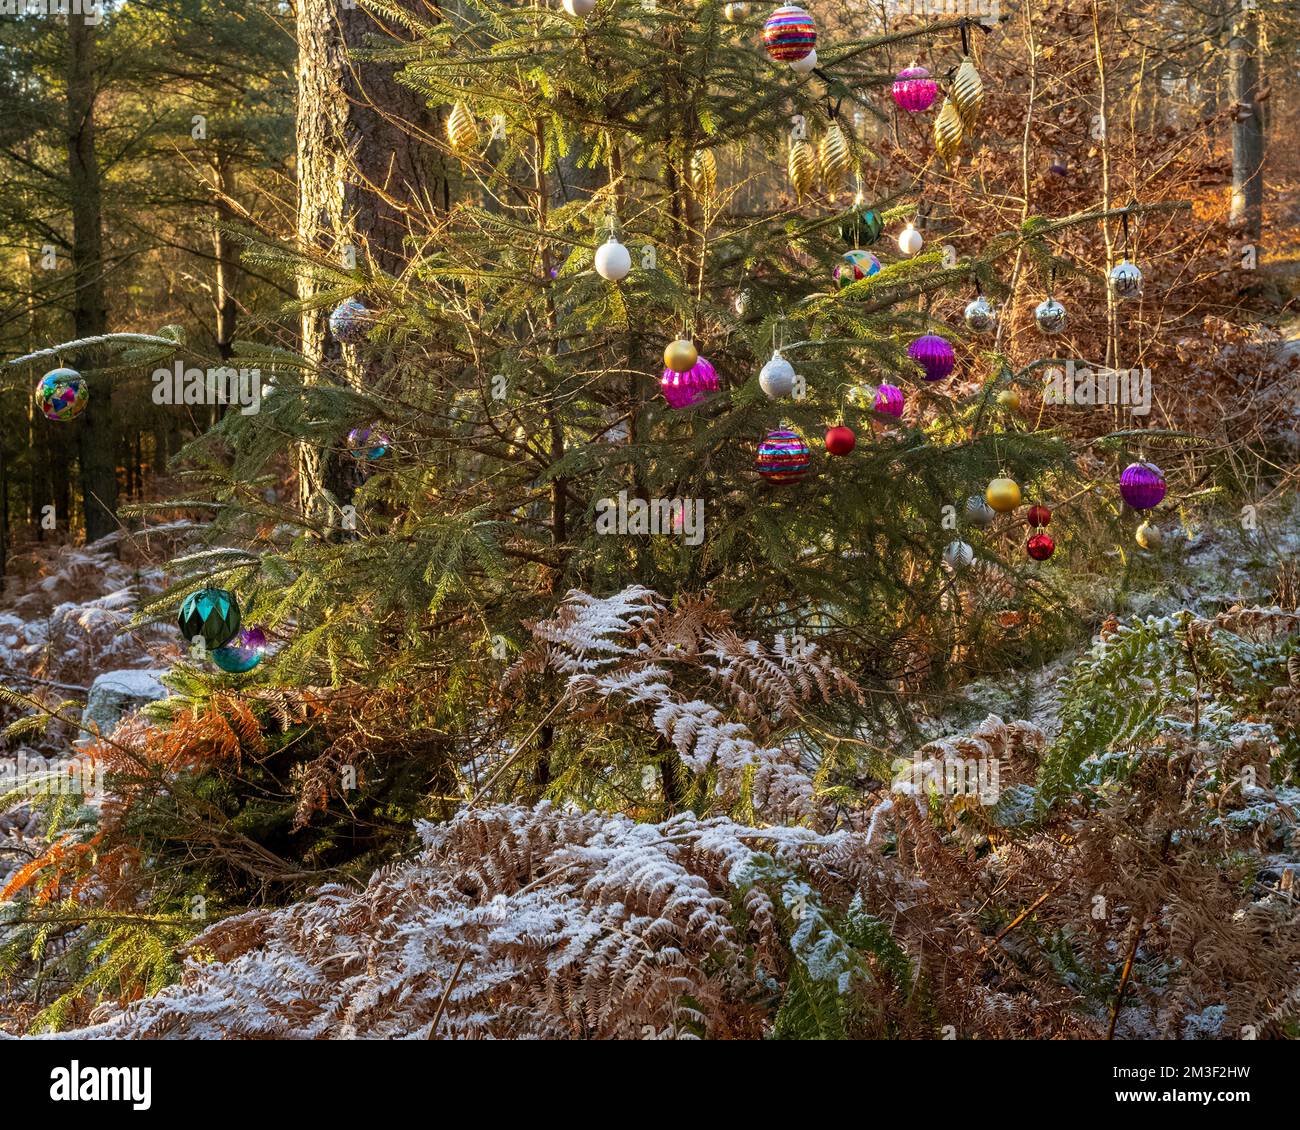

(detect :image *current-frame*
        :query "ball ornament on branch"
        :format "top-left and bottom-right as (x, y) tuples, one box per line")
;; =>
(1034, 297), (1067, 335)
(908, 333), (955, 382)
(755, 428), (812, 483)
(824, 424), (856, 456)
(594, 236), (631, 281)
(892, 65), (937, 113)
(35, 368), (88, 422)
(661, 356), (718, 409)
(762, 5), (816, 63)
(1119, 462), (1166, 510)
(759, 351), (797, 399)
(963, 296), (996, 333)
(985, 476), (1022, 513)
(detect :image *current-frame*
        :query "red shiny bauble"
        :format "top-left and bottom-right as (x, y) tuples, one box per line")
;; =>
(1026, 504), (1052, 528)
(825, 425), (856, 456)
(1026, 532), (1055, 561)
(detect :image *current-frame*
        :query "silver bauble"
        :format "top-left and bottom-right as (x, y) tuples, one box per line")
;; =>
(963, 296), (997, 333)
(1109, 259), (1143, 300)
(943, 540), (974, 570)
(1034, 297), (1067, 334)
(964, 495), (996, 528)
(759, 351), (796, 399)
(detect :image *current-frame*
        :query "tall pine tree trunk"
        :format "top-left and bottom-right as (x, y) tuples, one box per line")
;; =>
(67, 16), (117, 546)
(294, 0), (440, 530)
(1228, 11), (1263, 241)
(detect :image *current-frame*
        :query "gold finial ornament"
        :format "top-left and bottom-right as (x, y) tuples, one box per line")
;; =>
(933, 97), (963, 163)
(951, 55), (984, 133)
(690, 148), (717, 199)
(818, 122), (852, 193)
(788, 137), (816, 199)
(447, 102), (479, 153)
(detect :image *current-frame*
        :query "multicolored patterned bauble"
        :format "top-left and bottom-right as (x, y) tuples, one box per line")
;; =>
(178, 586), (242, 651)
(835, 249), (880, 284)
(1109, 259), (1143, 300)
(873, 382), (905, 419)
(329, 298), (373, 343)
(985, 476), (1022, 513)
(762, 5), (816, 63)
(1026, 504), (1052, 528)
(1119, 461), (1166, 510)
(35, 368), (88, 422)
(663, 338), (698, 373)
(964, 296), (996, 333)
(965, 495), (995, 528)
(661, 356), (718, 409)
(1026, 532), (1056, 561)
(755, 428), (812, 483)
(892, 65), (937, 113)
(943, 540), (974, 570)
(211, 626), (267, 674)
(1034, 297), (1067, 335)
(347, 427), (390, 461)
(759, 351), (796, 399)
(1136, 520), (1163, 550)
(825, 424), (856, 456)
(908, 333), (955, 382)
(841, 208), (884, 247)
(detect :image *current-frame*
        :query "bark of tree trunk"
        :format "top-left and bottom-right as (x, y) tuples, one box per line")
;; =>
(67, 16), (117, 547)
(294, 0), (441, 531)
(1228, 12), (1264, 241)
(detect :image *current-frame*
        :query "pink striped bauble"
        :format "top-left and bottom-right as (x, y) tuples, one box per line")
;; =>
(873, 383), (904, 418)
(1119, 462), (1166, 510)
(762, 5), (816, 63)
(892, 66), (937, 113)
(661, 356), (718, 409)
(907, 333), (956, 381)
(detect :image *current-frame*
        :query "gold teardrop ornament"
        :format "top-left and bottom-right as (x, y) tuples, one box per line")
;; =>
(933, 97), (963, 164)
(788, 137), (816, 199)
(818, 122), (852, 193)
(447, 102), (479, 154)
(951, 55), (984, 134)
(690, 148), (717, 200)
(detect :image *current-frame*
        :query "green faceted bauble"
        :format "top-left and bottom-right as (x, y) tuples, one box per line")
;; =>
(840, 208), (884, 248)
(177, 586), (242, 651)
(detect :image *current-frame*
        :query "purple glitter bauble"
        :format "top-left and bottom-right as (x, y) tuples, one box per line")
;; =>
(1119, 462), (1166, 510)
(660, 356), (718, 409)
(907, 333), (956, 381)
(892, 66), (938, 113)
(873, 383), (904, 418)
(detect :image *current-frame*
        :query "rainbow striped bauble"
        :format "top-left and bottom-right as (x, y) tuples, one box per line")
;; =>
(35, 368), (88, 422)
(762, 5), (816, 63)
(755, 428), (812, 484)
(873, 383), (904, 419)
(661, 356), (719, 409)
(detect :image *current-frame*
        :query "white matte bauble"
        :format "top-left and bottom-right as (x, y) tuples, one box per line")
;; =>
(963, 296), (997, 334)
(897, 222), (923, 257)
(1109, 259), (1143, 300)
(562, 0), (596, 15)
(790, 48), (818, 74)
(759, 351), (796, 399)
(1034, 297), (1067, 334)
(943, 540), (974, 570)
(964, 495), (996, 528)
(594, 237), (631, 281)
